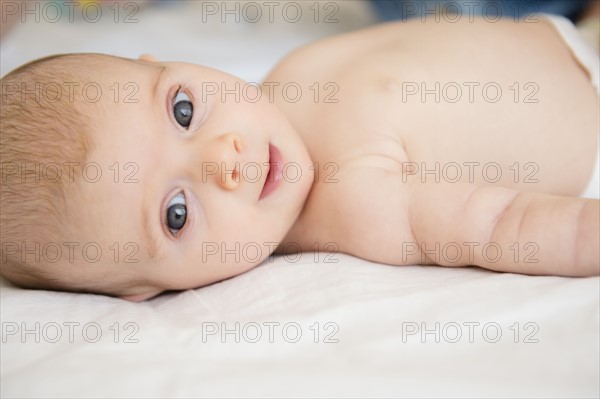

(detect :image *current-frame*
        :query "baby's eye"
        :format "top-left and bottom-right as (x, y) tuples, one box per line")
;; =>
(173, 89), (193, 129)
(166, 192), (187, 236)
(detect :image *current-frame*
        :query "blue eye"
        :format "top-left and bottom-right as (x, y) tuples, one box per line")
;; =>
(166, 192), (187, 235)
(173, 89), (193, 129)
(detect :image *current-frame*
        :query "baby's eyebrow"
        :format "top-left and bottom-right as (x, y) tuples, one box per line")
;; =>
(142, 193), (161, 259)
(131, 64), (167, 260)
(152, 65), (167, 100)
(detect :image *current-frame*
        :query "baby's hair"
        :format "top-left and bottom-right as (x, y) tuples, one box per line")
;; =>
(0, 54), (98, 293)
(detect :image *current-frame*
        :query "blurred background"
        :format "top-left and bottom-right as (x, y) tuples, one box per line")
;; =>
(1, 0), (599, 83)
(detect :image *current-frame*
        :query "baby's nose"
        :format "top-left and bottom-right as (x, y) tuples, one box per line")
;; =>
(209, 133), (243, 191)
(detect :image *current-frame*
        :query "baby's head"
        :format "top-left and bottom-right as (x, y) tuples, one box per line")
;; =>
(1, 54), (313, 301)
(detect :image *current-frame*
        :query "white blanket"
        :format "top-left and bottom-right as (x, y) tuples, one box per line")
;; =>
(2, 256), (599, 397)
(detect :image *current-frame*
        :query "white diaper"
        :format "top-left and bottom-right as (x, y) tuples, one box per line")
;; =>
(543, 14), (599, 199)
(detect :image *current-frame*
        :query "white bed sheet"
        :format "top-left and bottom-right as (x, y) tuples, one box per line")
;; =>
(1, 1), (598, 397)
(2, 255), (599, 398)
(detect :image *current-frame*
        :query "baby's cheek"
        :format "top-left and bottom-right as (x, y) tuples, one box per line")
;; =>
(199, 240), (271, 272)
(228, 241), (275, 271)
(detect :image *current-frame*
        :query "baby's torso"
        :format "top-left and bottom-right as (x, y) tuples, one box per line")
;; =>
(265, 17), (599, 264)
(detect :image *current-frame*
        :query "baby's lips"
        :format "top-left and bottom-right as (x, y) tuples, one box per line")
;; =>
(259, 143), (283, 200)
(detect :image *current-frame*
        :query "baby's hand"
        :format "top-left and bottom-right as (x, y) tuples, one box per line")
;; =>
(409, 182), (599, 276)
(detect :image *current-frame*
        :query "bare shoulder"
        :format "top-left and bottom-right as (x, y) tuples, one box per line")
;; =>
(275, 15), (599, 263)
(265, 16), (565, 81)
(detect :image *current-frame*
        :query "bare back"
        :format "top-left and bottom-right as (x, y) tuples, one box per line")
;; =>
(265, 17), (599, 271)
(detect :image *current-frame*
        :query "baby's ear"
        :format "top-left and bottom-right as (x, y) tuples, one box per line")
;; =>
(120, 290), (161, 302)
(138, 54), (159, 62)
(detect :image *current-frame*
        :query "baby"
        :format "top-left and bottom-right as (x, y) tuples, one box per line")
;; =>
(1, 16), (599, 301)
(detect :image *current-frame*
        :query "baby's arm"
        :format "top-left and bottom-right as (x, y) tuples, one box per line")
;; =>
(409, 182), (599, 276)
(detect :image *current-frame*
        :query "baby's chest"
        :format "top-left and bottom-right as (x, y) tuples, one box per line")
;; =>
(299, 153), (417, 263)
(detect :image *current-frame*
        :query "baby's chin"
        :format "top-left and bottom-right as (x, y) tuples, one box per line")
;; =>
(274, 124), (314, 207)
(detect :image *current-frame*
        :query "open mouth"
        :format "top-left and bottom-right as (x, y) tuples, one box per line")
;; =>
(259, 143), (283, 200)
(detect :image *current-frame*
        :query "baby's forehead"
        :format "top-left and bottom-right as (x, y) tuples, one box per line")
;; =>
(65, 179), (154, 265)
(74, 140), (159, 257)
(61, 56), (156, 94)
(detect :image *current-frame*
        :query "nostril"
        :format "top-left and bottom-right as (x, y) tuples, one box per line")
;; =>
(233, 136), (242, 154)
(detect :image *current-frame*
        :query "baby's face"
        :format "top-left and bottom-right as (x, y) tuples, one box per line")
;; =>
(71, 56), (313, 300)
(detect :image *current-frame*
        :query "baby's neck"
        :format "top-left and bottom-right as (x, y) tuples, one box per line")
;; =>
(275, 179), (335, 255)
